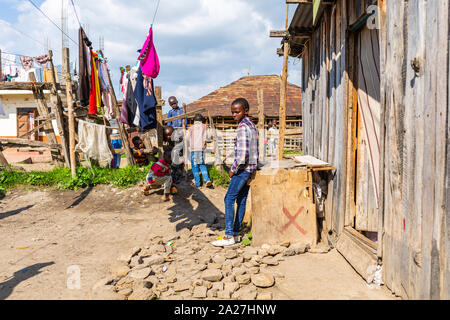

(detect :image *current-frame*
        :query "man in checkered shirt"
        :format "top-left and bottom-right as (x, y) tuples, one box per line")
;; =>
(212, 98), (258, 247)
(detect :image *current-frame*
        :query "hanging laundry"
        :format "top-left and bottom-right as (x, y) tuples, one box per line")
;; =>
(88, 50), (101, 115)
(19, 56), (34, 71)
(134, 66), (157, 131)
(16, 68), (37, 82)
(98, 61), (115, 120)
(125, 75), (138, 126)
(129, 68), (141, 127)
(138, 26), (160, 79)
(75, 120), (113, 163)
(120, 99), (129, 125)
(78, 27), (92, 107)
(3, 54), (18, 78)
(34, 54), (50, 67)
(109, 119), (122, 169)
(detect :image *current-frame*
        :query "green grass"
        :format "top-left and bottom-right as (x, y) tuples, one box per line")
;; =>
(207, 165), (230, 187)
(0, 162), (154, 195)
(283, 150), (302, 155)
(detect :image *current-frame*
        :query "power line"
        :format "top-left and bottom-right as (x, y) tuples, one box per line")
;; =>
(70, 0), (82, 28)
(27, 0), (78, 46)
(152, 0), (161, 26)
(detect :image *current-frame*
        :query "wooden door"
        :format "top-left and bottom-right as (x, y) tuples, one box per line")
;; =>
(17, 108), (38, 141)
(353, 26), (381, 233)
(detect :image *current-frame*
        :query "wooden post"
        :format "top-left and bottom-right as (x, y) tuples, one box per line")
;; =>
(155, 86), (164, 157)
(278, 4), (290, 160)
(63, 65), (77, 177)
(105, 62), (135, 166)
(48, 50), (71, 168)
(28, 72), (64, 165)
(257, 88), (266, 162)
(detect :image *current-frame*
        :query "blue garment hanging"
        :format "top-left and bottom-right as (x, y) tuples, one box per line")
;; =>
(133, 67), (157, 130)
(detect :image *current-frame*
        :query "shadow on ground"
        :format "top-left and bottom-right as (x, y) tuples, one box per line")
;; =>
(0, 262), (55, 300)
(0, 205), (34, 220)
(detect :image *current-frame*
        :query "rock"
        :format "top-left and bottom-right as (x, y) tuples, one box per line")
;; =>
(127, 267), (152, 280)
(203, 281), (213, 289)
(244, 247), (258, 255)
(165, 245), (174, 255)
(208, 263), (222, 270)
(222, 264), (233, 276)
(309, 245), (331, 254)
(236, 274), (251, 285)
(197, 255), (212, 265)
(193, 286), (208, 298)
(267, 245), (283, 256)
(211, 282), (224, 291)
(280, 241), (290, 248)
(133, 279), (153, 290)
(191, 223), (208, 235)
(231, 257), (244, 267)
(128, 288), (155, 300)
(243, 253), (253, 262)
(174, 281), (192, 292)
(284, 242), (310, 256)
(129, 255), (142, 268)
(261, 256), (279, 266)
(117, 288), (133, 297)
(162, 232), (180, 243)
(212, 255), (226, 264)
(155, 284), (169, 292)
(178, 228), (192, 239)
(239, 289), (257, 300)
(111, 264), (130, 278)
(192, 279), (204, 287)
(243, 262), (253, 268)
(224, 250), (238, 259)
(224, 282), (240, 293)
(257, 292), (273, 300)
(117, 253), (132, 264)
(130, 247), (142, 257)
(232, 267), (247, 276)
(217, 290), (232, 299)
(115, 277), (134, 291)
(261, 244), (271, 249)
(201, 269), (223, 282)
(142, 254), (165, 267)
(251, 274), (275, 288)
(251, 255), (262, 263)
(207, 289), (216, 298)
(258, 249), (269, 257)
(248, 267), (260, 274)
(92, 277), (115, 291)
(222, 275), (235, 283)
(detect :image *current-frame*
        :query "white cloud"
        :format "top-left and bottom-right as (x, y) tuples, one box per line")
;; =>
(1, 0), (301, 111)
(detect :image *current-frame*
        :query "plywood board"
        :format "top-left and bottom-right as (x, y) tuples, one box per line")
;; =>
(251, 168), (317, 246)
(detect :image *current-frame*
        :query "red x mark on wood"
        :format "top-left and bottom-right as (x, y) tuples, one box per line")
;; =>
(280, 206), (307, 235)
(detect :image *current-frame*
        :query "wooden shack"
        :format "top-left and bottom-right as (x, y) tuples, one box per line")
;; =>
(284, 0), (449, 299)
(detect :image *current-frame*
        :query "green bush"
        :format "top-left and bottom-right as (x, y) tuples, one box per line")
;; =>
(207, 165), (230, 187)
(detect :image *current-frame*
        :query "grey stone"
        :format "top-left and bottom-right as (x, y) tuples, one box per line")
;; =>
(251, 274), (275, 288)
(224, 250), (238, 259)
(309, 245), (331, 254)
(211, 282), (224, 291)
(111, 264), (130, 278)
(193, 286), (208, 298)
(207, 289), (216, 298)
(231, 257), (244, 267)
(280, 241), (291, 248)
(142, 254), (165, 267)
(248, 267), (260, 274)
(236, 274), (251, 285)
(239, 288), (257, 300)
(117, 288), (133, 297)
(261, 256), (279, 266)
(115, 277), (134, 292)
(201, 269), (223, 282)
(267, 245), (283, 256)
(233, 267), (247, 276)
(129, 255), (142, 268)
(258, 249), (269, 257)
(127, 267), (152, 280)
(224, 282), (240, 293)
(222, 275), (236, 283)
(284, 242), (310, 256)
(261, 244), (271, 249)
(174, 281), (192, 292)
(208, 263), (222, 270)
(178, 228), (192, 239)
(191, 223), (208, 235)
(212, 255), (226, 264)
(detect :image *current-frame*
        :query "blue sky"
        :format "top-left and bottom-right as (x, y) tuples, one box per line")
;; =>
(0, 0), (301, 114)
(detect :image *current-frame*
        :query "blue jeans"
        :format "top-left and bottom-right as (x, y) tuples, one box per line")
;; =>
(224, 170), (251, 237)
(191, 151), (210, 187)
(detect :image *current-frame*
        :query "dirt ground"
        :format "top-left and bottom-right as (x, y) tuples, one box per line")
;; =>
(0, 181), (397, 300)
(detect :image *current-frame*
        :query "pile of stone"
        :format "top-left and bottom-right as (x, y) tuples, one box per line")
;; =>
(91, 223), (317, 300)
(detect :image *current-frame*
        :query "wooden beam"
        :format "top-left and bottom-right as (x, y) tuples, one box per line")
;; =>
(0, 146), (11, 171)
(270, 30), (287, 38)
(163, 108), (207, 123)
(48, 50), (71, 168)
(64, 70), (76, 176)
(257, 89), (266, 162)
(0, 82), (65, 91)
(155, 86), (164, 156)
(286, 0), (312, 3)
(278, 3), (290, 160)
(18, 120), (51, 139)
(0, 138), (62, 150)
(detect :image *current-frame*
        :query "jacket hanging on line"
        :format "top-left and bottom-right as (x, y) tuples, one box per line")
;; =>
(88, 50), (101, 115)
(134, 66), (157, 131)
(78, 27), (91, 107)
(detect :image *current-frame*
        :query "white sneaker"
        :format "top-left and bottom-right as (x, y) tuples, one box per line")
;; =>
(211, 236), (235, 247)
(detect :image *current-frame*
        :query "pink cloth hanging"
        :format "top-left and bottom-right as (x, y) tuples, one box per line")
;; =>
(138, 26), (160, 79)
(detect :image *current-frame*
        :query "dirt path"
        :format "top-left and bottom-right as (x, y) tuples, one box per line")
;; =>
(0, 183), (396, 300)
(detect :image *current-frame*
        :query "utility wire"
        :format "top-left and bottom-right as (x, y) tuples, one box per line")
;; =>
(151, 0), (161, 26)
(70, 0), (82, 28)
(27, 0), (78, 46)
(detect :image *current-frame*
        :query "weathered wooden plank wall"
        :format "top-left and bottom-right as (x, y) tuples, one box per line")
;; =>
(301, 0), (348, 236)
(381, 0), (449, 299)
